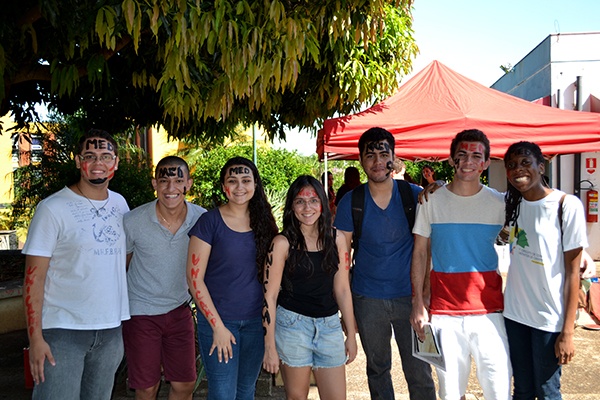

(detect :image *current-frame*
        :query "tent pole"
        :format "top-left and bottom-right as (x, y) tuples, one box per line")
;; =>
(324, 153), (328, 194)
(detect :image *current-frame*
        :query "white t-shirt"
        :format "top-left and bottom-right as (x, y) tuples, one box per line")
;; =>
(22, 186), (130, 330)
(504, 190), (588, 332)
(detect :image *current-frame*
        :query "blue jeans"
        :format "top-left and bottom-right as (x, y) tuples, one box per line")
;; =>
(353, 294), (436, 400)
(196, 316), (264, 400)
(32, 326), (124, 400)
(505, 318), (562, 400)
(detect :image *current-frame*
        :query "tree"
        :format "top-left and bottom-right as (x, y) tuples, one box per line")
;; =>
(1, 0), (417, 142)
(10, 114), (155, 230)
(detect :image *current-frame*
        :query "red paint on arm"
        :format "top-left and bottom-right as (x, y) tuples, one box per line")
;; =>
(192, 254), (200, 266)
(24, 266), (38, 336)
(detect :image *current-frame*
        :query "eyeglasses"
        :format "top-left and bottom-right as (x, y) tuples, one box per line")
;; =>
(293, 198), (321, 208)
(78, 154), (117, 163)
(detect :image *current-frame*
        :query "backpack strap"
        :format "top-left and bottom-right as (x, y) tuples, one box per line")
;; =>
(558, 193), (567, 243)
(351, 184), (366, 255)
(396, 179), (416, 231)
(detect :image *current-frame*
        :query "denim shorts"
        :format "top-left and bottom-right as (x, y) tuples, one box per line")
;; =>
(275, 305), (346, 369)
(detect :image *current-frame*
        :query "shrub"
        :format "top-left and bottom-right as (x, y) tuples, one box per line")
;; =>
(186, 145), (318, 210)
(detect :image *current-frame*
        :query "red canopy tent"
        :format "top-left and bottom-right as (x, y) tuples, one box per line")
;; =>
(317, 60), (600, 160)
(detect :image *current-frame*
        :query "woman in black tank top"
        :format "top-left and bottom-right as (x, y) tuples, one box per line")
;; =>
(262, 175), (357, 400)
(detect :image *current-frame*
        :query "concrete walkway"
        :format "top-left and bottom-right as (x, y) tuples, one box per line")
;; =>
(2, 328), (600, 399)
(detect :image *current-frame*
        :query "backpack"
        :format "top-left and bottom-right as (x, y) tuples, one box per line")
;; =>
(351, 179), (416, 255)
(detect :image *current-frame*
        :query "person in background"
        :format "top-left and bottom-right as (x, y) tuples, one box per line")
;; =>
(420, 164), (436, 187)
(335, 166), (361, 206)
(187, 156), (278, 400)
(23, 129), (130, 399)
(392, 159), (418, 184)
(123, 156), (206, 400)
(411, 129), (511, 400)
(262, 175), (357, 400)
(321, 171), (336, 215)
(502, 141), (587, 398)
(334, 127), (436, 400)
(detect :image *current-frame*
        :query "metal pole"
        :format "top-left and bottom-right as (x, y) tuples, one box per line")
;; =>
(574, 76), (582, 198)
(252, 124), (257, 166)
(324, 153), (328, 193)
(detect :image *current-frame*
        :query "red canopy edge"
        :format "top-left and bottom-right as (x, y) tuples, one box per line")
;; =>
(317, 61), (600, 161)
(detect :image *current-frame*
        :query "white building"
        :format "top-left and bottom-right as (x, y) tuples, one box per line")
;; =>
(490, 32), (600, 258)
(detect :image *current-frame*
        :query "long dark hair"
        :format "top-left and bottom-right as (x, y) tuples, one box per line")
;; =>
(503, 141), (546, 229)
(219, 157), (278, 277)
(281, 175), (339, 275)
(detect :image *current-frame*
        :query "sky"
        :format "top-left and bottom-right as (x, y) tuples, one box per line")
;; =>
(274, 0), (600, 155)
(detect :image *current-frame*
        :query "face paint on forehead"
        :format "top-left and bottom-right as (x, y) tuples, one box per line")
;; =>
(228, 166), (251, 176)
(84, 138), (115, 153)
(298, 187), (317, 197)
(365, 140), (391, 153)
(157, 166), (184, 179)
(459, 142), (485, 154)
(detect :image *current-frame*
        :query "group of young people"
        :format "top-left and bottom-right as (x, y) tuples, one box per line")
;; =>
(22, 126), (587, 400)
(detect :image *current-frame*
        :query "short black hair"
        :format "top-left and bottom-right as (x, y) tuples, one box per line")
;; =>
(358, 127), (395, 158)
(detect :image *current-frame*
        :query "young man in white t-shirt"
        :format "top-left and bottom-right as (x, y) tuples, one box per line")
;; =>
(23, 129), (130, 399)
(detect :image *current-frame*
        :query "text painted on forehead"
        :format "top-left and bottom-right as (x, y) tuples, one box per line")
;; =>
(366, 141), (391, 152)
(298, 187), (317, 197)
(229, 166), (250, 175)
(158, 166), (184, 178)
(85, 139), (114, 152)
(459, 142), (484, 153)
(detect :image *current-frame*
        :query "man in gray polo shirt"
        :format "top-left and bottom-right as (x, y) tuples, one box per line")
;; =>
(123, 156), (206, 400)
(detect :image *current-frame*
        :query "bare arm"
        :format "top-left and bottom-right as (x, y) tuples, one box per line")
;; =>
(333, 231), (358, 364)
(125, 252), (133, 271)
(580, 250), (596, 279)
(186, 236), (235, 363)
(24, 255), (54, 384)
(556, 247), (583, 365)
(261, 235), (288, 374)
(417, 180), (445, 204)
(410, 234), (430, 341)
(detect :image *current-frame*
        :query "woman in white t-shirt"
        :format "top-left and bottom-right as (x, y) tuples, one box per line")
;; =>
(503, 141), (588, 399)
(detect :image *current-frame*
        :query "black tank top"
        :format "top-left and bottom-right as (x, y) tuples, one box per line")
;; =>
(278, 249), (338, 318)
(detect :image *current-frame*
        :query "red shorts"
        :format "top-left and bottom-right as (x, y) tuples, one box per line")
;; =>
(123, 303), (196, 389)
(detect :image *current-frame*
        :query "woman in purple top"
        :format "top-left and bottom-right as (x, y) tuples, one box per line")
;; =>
(187, 157), (277, 400)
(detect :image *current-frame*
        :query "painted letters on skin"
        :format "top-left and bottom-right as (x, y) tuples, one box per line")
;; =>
(24, 265), (38, 336)
(190, 259), (217, 327)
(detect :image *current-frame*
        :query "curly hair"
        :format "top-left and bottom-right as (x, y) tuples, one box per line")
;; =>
(281, 175), (339, 275)
(503, 141), (546, 229)
(219, 157), (278, 279)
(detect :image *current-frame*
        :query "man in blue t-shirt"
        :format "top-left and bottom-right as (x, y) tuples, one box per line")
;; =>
(334, 127), (436, 400)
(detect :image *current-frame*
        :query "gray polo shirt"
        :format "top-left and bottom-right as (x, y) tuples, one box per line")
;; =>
(124, 199), (206, 315)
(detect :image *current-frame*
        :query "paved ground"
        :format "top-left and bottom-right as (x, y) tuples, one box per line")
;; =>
(2, 326), (600, 399)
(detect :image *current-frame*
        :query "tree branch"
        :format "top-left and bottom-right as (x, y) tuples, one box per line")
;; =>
(11, 35), (133, 85)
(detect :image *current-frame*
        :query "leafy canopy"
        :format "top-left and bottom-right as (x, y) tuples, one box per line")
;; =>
(1, 0), (417, 142)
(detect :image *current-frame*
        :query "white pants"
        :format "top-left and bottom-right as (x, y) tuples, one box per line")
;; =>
(431, 313), (512, 400)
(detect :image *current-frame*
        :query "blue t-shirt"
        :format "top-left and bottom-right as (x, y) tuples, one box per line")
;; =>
(334, 182), (421, 298)
(188, 208), (263, 320)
